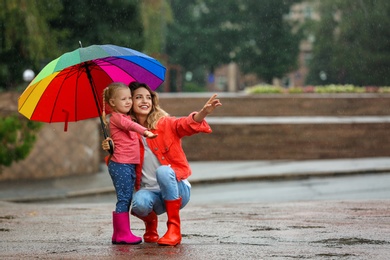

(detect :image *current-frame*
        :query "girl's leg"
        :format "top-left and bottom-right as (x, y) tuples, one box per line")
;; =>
(156, 165), (191, 210)
(108, 161), (141, 244)
(108, 161), (136, 213)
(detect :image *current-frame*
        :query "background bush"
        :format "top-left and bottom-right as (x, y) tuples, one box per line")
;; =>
(246, 84), (390, 94)
(0, 115), (42, 167)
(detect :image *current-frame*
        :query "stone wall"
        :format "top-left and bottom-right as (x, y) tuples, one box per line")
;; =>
(0, 92), (101, 181)
(0, 120), (101, 181)
(158, 93), (390, 161)
(182, 123), (390, 161)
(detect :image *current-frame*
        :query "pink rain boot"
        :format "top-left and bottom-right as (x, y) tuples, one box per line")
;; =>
(112, 212), (142, 244)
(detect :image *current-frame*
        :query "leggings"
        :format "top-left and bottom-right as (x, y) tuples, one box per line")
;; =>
(108, 161), (136, 213)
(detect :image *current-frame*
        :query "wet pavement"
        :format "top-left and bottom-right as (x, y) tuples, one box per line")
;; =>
(1, 158), (390, 259)
(1, 200), (389, 259)
(2, 157), (390, 202)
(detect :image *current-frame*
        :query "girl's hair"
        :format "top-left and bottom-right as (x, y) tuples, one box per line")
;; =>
(102, 82), (129, 126)
(128, 82), (168, 129)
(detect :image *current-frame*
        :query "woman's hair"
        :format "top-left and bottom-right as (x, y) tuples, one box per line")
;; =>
(128, 81), (168, 129)
(102, 82), (128, 125)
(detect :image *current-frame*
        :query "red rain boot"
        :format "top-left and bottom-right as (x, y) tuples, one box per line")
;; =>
(132, 211), (159, 243)
(112, 212), (142, 245)
(157, 197), (182, 246)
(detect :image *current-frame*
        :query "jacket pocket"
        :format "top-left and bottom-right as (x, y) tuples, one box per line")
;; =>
(161, 139), (173, 154)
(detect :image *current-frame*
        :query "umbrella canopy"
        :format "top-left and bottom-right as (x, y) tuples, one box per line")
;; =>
(18, 44), (166, 125)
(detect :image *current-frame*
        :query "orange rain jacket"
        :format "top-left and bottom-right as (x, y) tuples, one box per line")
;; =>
(134, 112), (212, 190)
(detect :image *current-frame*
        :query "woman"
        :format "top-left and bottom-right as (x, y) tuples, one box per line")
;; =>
(102, 82), (157, 245)
(103, 82), (221, 246)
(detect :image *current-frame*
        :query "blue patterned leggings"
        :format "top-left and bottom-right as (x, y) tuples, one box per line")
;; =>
(108, 161), (136, 213)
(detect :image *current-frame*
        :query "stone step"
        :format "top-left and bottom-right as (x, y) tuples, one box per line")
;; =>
(159, 93), (390, 117)
(183, 120), (390, 161)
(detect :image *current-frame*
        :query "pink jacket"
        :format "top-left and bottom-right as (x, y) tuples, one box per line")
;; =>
(109, 112), (147, 164)
(135, 112), (212, 190)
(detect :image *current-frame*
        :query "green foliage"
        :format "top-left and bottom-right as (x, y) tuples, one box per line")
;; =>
(0, 0), (63, 89)
(140, 0), (173, 55)
(51, 0), (144, 53)
(166, 0), (301, 84)
(288, 87), (304, 94)
(307, 0), (390, 86)
(314, 85), (365, 94)
(0, 115), (42, 167)
(236, 0), (302, 83)
(245, 84), (283, 94)
(0, 0), (145, 90)
(379, 87), (390, 93)
(182, 82), (207, 92)
(246, 84), (390, 94)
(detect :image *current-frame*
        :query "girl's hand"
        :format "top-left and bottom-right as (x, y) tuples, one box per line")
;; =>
(144, 130), (158, 139)
(194, 94), (222, 122)
(102, 137), (114, 151)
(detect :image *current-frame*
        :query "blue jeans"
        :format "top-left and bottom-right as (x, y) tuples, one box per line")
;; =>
(108, 161), (136, 213)
(131, 165), (191, 217)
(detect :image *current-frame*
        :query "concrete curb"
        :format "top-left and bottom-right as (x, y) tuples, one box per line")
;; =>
(189, 168), (390, 185)
(5, 168), (390, 203)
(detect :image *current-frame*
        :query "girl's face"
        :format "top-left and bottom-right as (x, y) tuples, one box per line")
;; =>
(110, 88), (132, 114)
(132, 87), (153, 116)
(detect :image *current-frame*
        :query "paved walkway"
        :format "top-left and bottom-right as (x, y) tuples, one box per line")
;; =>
(1, 158), (390, 202)
(1, 158), (390, 259)
(1, 199), (389, 259)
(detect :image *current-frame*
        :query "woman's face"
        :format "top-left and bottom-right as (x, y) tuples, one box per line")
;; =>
(132, 87), (153, 117)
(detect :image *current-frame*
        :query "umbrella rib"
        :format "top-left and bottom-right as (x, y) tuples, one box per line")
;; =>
(49, 67), (80, 123)
(95, 56), (164, 83)
(99, 56), (164, 74)
(74, 69), (81, 122)
(73, 64), (91, 122)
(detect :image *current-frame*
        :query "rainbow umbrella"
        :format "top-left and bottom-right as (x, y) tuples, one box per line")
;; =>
(18, 44), (166, 154)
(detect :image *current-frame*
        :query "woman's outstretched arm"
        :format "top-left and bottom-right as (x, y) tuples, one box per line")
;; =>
(193, 94), (222, 123)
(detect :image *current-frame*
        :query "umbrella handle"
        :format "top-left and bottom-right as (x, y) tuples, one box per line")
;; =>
(102, 128), (114, 155)
(107, 139), (114, 155)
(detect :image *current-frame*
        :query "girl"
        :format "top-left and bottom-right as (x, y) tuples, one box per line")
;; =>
(102, 82), (157, 245)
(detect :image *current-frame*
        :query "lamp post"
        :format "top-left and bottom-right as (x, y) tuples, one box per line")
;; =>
(23, 69), (35, 82)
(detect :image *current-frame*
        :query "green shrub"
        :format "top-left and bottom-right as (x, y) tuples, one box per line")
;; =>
(182, 82), (207, 92)
(245, 84), (390, 94)
(379, 87), (390, 93)
(245, 84), (283, 94)
(314, 84), (365, 93)
(288, 87), (304, 94)
(0, 115), (42, 167)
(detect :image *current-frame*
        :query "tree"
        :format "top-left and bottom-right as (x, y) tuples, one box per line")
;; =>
(306, 0), (390, 86)
(140, 0), (173, 56)
(166, 0), (301, 85)
(0, 0), (62, 89)
(237, 0), (301, 83)
(51, 0), (144, 53)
